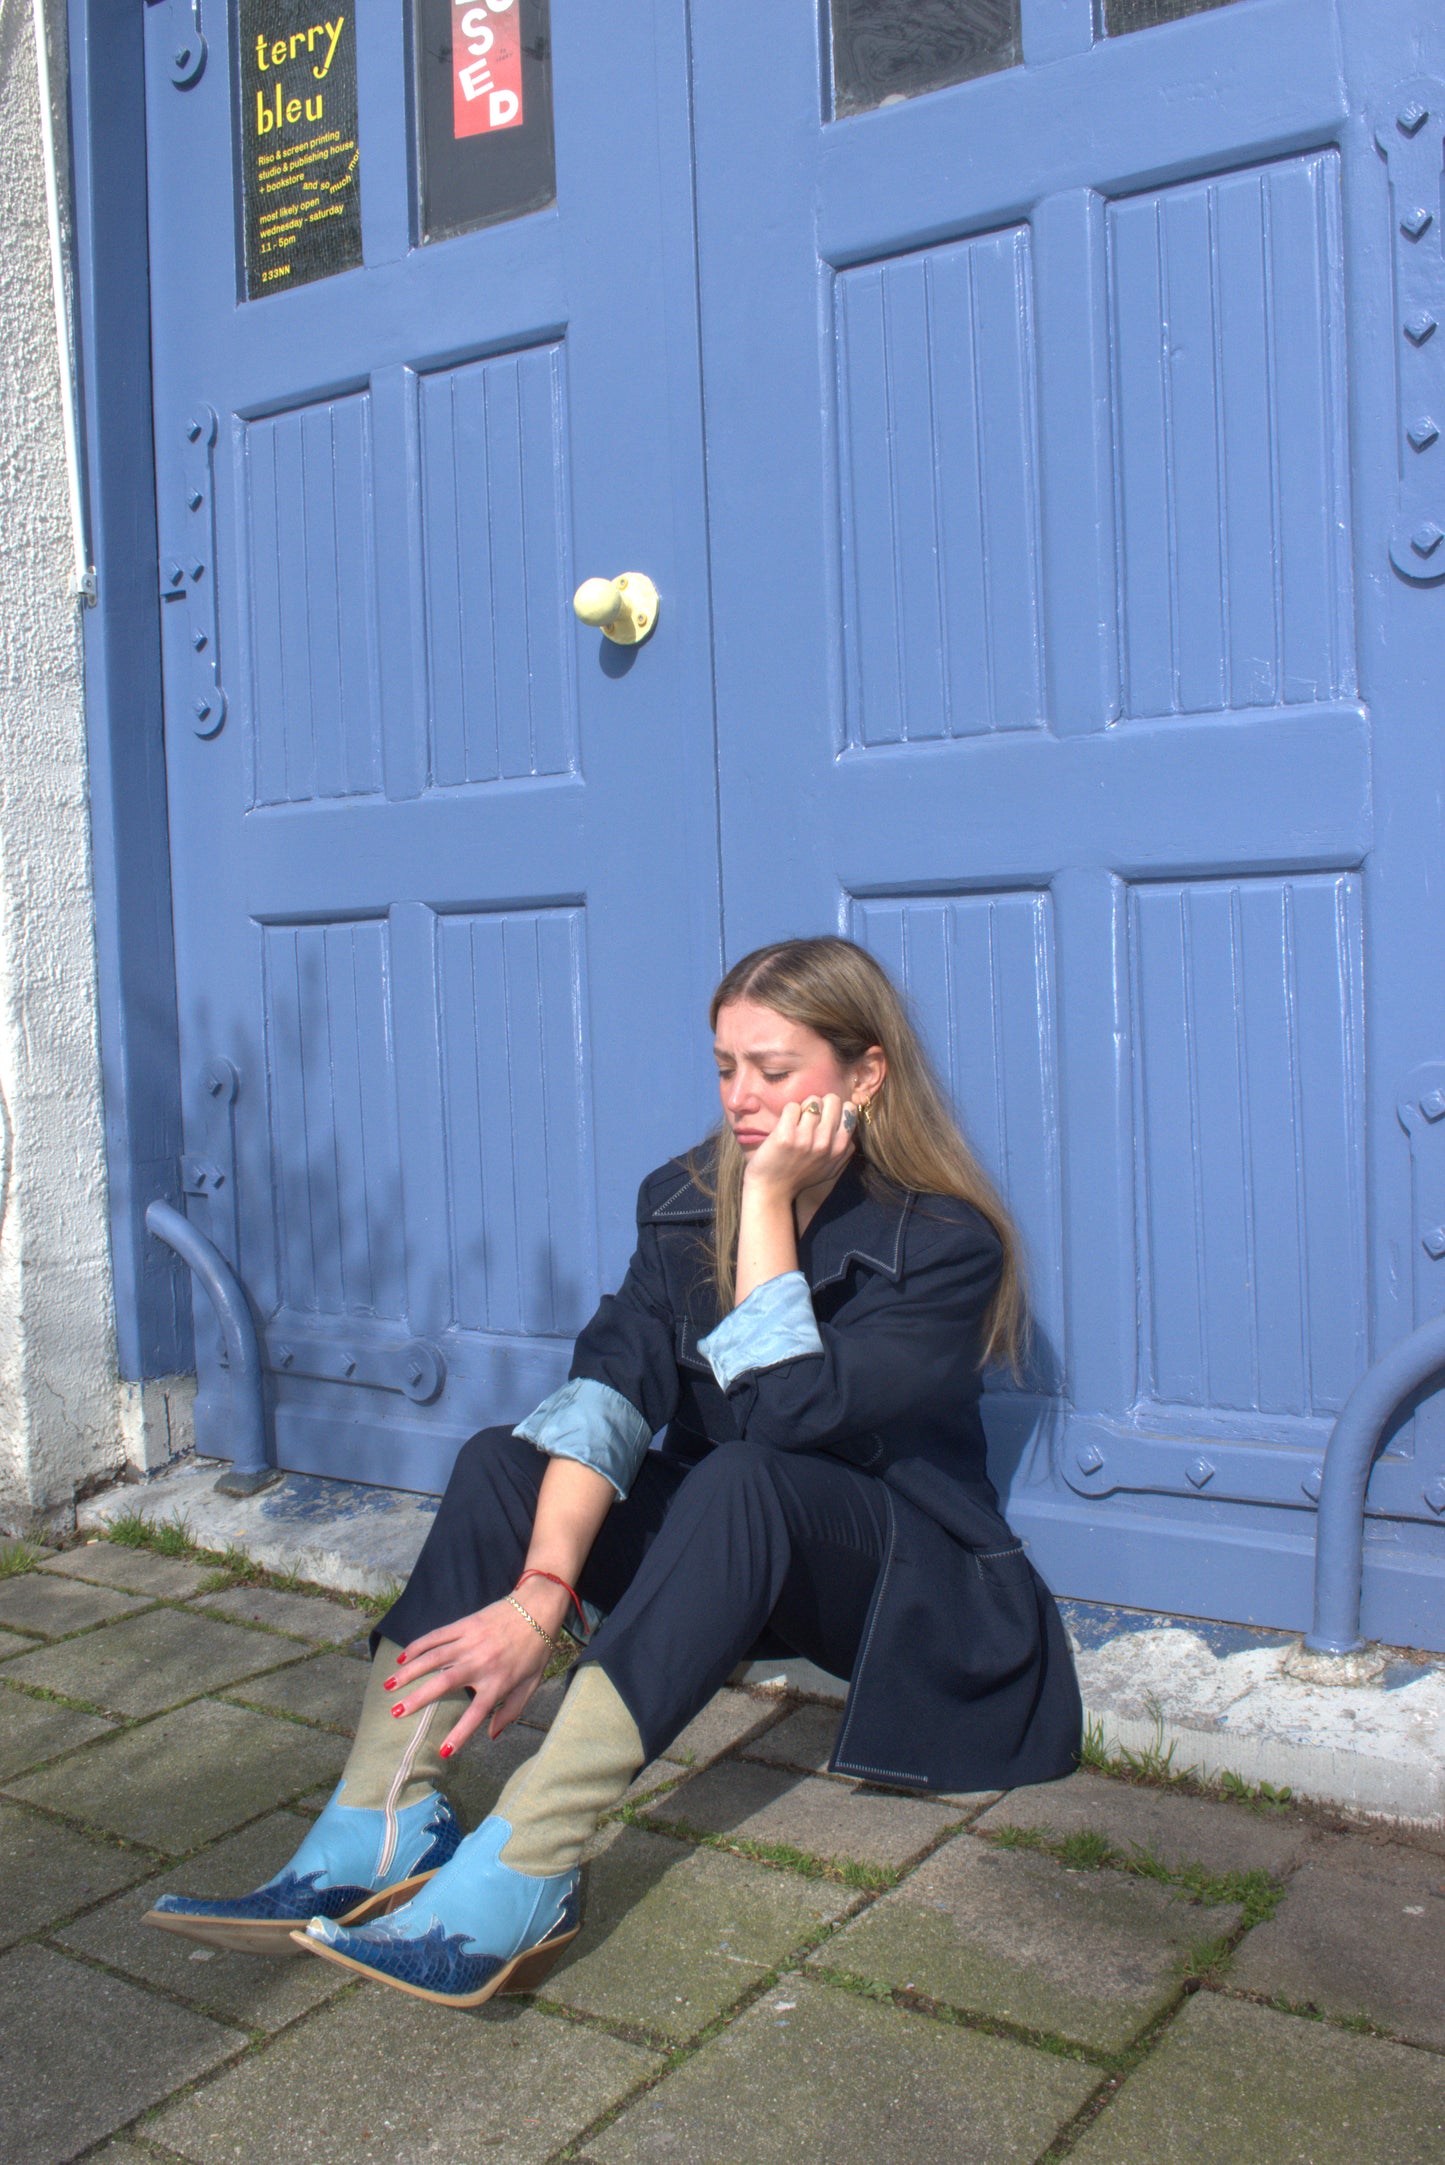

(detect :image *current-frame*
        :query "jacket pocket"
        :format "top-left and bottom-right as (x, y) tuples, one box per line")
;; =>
(968, 1543), (1037, 1663)
(972, 1542), (1031, 1580)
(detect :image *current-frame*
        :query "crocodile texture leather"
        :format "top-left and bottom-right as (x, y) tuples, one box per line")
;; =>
(304, 1814), (580, 2000)
(307, 1880), (580, 1997)
(152, 1869), (377, 1926)
(151, 1792), (462, 1927)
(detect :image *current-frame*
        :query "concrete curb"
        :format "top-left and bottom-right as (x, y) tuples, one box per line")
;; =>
(1088, 1709), (1444, 1826)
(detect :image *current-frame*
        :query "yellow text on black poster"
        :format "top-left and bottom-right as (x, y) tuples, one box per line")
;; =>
(239, 2), (362, 301)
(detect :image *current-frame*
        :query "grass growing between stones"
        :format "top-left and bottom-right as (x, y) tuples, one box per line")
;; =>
(1078, 1716), (1293, 1811)
(1026, 1967), (1280, 2164)
(538, 1900), (851, 2075)
(982, 1820), (1284, 1926)
(0, 1540), (46, 1579)
(106, 1509), (196, 1557)
(359, 1577), (406, 1622)
(1218, 1769), (1294, 1809)
(4, 1521), (1373, 2165)
(1129, 1854), (1282, 1929)
(92, 1511), (385, 1620)
(810, 1959), (1109, 2068)
(1177, 1934), (1236, 1983)
(1257, 1991), (1393, 2039)
(2, 1676), (118, 1722)
(617, 1799), (901, 1893)
(196, 1548), (310, 1596)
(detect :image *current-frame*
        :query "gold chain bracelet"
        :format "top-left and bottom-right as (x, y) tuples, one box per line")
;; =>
(505, 1592), (556, 1648)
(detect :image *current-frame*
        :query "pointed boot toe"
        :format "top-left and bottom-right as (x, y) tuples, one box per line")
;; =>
(293, 1815), (581, 2006)
(144, 1789), (463, 1957)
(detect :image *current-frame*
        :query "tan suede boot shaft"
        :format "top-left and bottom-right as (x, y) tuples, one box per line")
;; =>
(337, 1637), (469, 1812)
(495, 1663), (645, 1875)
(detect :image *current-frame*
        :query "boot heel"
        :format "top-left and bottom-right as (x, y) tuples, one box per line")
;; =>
(498, 1928), (578, 1996)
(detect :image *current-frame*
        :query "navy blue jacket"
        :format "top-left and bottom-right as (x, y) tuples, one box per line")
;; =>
(569, 1153), (1082, 1795)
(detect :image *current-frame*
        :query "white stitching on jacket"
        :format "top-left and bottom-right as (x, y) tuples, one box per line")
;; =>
(836, 1760), (931, 1784)
(806, 1190), (913, 1289)
(649, 1173), (707, 1219)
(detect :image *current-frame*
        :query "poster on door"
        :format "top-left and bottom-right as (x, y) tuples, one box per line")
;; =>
(237, 1), (363, 301)
(412, 0), (554, 243)
(452, 0), (523, 136)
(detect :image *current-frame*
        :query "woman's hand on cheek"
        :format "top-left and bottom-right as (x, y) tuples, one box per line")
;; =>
(744, 1093), (854, 1201)
(384, 1599), (556, 1754)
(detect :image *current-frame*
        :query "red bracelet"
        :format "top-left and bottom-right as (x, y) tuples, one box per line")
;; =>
(517, 1568), (587, 1635)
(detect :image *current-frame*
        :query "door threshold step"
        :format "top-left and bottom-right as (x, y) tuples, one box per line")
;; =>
(1063, 1600), (1445, 1829)
(77, 1454), (438, 1599)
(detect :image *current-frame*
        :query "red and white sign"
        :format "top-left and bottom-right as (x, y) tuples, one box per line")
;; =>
(453, 0), (523, 137)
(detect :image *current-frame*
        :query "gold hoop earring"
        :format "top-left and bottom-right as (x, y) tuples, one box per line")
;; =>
(857, 1098), (873, 1126)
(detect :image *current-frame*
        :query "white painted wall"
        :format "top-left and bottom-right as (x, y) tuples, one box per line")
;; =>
(0, 1), (169, 1530)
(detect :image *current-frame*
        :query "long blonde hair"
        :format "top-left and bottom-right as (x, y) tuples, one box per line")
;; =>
(689, 937), (1025, 1370)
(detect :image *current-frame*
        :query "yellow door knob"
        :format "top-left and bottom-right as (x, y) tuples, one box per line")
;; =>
(573, 576), (624, 625)
(572, 572), (659, 645)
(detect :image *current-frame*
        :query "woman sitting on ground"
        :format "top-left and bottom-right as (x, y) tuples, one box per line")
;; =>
(147, 937), (1082, 2006)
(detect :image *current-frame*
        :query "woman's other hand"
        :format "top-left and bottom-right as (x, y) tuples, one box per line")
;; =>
(743, 1092), (855, 1203)
(385, 1583), (569, 1755)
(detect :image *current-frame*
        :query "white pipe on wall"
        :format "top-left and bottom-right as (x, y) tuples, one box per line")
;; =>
(30, 0), (94, 603)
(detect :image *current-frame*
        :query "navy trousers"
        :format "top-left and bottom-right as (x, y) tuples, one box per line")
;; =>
(379, 1427), (891, 1762)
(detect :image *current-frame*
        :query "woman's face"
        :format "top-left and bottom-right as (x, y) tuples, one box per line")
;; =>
(713, 999), (884, 1153)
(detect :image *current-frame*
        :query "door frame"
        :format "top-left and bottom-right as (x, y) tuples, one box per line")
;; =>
(67, 0), (190, 1384)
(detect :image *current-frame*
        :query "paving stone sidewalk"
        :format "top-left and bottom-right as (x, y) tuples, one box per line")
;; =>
(2, 1532), (1444, 2165)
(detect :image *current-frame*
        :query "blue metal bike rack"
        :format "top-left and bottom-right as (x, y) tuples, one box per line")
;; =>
(1304, 1311), (1445, 1655)
(145, 1199), (278, 1497)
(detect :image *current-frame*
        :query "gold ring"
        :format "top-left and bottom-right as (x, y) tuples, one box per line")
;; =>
(801, 1098), (822, 1117)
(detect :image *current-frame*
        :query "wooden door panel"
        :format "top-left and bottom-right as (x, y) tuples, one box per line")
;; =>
(1108, 154), (1354, 720)
(836, 228), (1046, 745)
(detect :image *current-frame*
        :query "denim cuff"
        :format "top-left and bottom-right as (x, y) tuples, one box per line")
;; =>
(513, 1378), (652, 1501)
(698, 1270), (824, 1391)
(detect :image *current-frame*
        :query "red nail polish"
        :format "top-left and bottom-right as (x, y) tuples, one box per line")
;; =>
(439, 1743), (453, 1759)
(395, 1653), (407, 1664)
(391, 1703), (405, 1718)
(383, 1677), (397, 1690)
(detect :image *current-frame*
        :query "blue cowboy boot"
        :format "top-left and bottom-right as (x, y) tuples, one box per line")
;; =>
(298, 1814), (580, 2002)
(295, 1663), (642, 2004)
(144, 1639), (467, 1956)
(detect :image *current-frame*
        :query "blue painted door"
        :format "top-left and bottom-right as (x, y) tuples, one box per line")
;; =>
(143, 4), (720, 1492)
(145, 0), (1445, 1644)
(692, 0), (1445, 1646)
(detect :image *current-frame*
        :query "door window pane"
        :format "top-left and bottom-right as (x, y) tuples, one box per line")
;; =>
(830, 0), (1020, 119)
(1100, 0), (1245, 34)
(413, 0), (555, 244)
